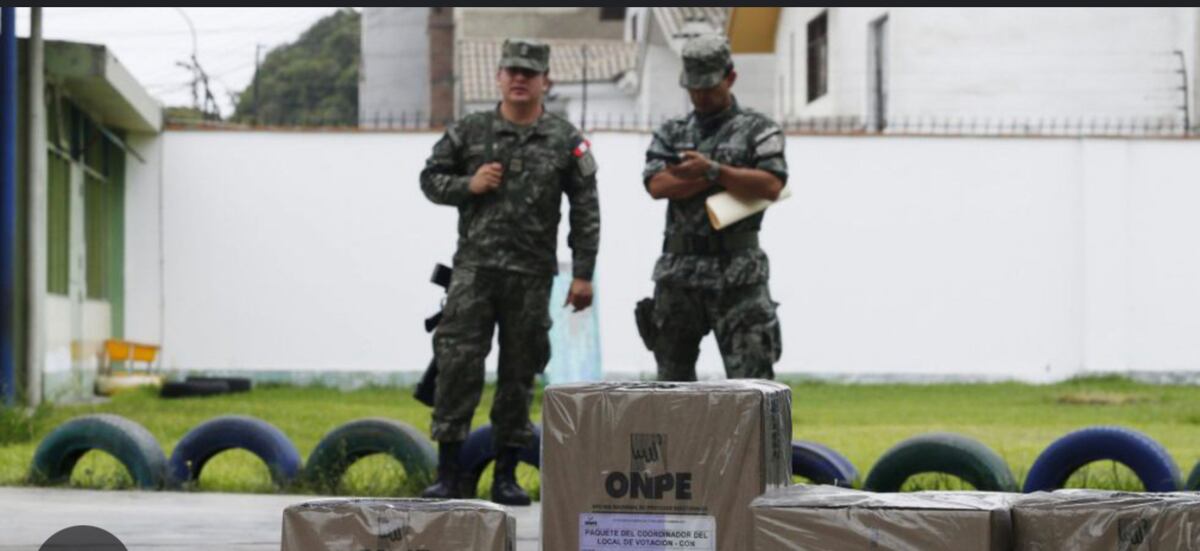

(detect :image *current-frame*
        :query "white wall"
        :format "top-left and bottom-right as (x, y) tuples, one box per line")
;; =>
(776, 8), (1199, 124)
(124, 134), (163, 345)
(125, 130), (1200, 382)
(42, 296), (110, 401)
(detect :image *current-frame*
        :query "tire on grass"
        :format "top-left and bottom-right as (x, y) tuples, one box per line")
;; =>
(1185, 460), (1200, 491)
(29, 414), (168, 490)
(186, 376), (252, 393)
(792, 440), (858, 488)
(458, 424), (541, 497)
(863, 432), (1017, 492)
(303, 418), (436, 493)
(160, 380), (230, 399)
(1023, 425), (1180, 493)
(167, 415), (301, 489)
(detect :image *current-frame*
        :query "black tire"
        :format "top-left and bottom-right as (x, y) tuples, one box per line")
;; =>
(792, 440), (858, 487)
(1023, 426), (1180, 493)
(29, 414), (168, 490)
(863, 432), (1017, 492)
(167, 415), (301, 489)
(303, 418), (436, 492)
(186, 376), (252, 393)
(458, 424), (541, 497)
(160, 380), (230, 399)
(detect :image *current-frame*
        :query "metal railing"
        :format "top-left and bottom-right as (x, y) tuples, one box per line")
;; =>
(170, 110), (1200, 139)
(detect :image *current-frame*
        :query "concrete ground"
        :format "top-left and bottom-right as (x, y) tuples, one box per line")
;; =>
(0, 487), (541, 550)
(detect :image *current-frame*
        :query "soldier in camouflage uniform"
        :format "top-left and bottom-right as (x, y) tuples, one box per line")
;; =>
(419, 39), (600, 504)
(641, 35), (787, 382)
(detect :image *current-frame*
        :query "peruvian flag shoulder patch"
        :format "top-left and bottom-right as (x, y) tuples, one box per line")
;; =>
(573, 138), (591, 158)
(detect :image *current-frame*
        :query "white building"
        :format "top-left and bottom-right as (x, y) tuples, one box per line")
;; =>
(724, 7), (1200, 131)
(10, 37), (162, 404)
(359, 7), (431, 126)
(359, 7), (455, 128)
(454, 8), (638, 127)
(458, 38), (638, 127)
(360, 7), (636, 128)
(622, 7), (777, 125)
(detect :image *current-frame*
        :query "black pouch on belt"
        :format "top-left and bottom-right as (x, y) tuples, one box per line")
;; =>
(634, 297), (657, 351)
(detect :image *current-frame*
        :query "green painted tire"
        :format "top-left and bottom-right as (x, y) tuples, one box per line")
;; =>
(1186, 460), (1200, 491)
(863, 432), (1017, 492)
(303, 418), (436, 492)
(29, 414), (168, 490)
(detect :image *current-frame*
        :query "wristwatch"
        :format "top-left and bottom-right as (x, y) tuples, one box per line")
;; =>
(705, 160), (721, 183)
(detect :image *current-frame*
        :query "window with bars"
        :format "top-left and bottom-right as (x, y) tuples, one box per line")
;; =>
(85, 171), (109, 300)
(43, 91), (124, 301)
(82, 115), (114, 300)
(46, 153), (69, 295)
(806, 11), (828, 103)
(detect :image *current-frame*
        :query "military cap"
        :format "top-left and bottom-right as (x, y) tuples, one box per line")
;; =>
(679, 35), (733, 89)
(499, 38), (551, 74)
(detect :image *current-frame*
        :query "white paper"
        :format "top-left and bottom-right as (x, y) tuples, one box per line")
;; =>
(705, 185), (793, 230)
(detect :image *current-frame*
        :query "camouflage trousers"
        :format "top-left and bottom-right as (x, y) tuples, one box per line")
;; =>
(652, 282), (782, 381)
(431, 267), (552, 448)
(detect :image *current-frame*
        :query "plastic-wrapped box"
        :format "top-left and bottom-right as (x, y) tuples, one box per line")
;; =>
(1013, 490), (1200, 550)
(751, 485), (1015, 551)
(542, 381), (792, 551)
(281, 498), (516, 551)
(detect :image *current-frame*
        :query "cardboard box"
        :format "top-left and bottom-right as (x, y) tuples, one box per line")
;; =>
(1013, 490), (1200, 550)
(751, 485), (1015, 551)
(542, 381), (792, 551)
(281, 498), (516, 551)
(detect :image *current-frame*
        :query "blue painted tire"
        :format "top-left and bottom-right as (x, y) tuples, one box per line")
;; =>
(167, 415), (301, 489)
(30, 414), (168, 490)
(863, 432), (1017, 492)
(1023, 426), (1180, 493)
(792, 440), (858, 487)
(458, 424), (540, 497)
(303, 418), (436, 492)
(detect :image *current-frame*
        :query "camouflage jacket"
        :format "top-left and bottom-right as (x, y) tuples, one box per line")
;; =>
(642, 98), (788, 289)
(421, 107), (600, 280)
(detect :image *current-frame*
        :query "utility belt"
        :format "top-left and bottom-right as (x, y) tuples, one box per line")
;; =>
(662, 232), (759, 255)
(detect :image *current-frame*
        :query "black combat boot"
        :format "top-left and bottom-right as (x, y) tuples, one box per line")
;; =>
(491, 446), (532, 506)
(421, 441), (464, 499)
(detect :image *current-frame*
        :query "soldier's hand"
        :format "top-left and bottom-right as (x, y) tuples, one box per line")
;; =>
(565, 278), (594, 312)
(469, 162), (504, 194)
(667, 151), (712, 180)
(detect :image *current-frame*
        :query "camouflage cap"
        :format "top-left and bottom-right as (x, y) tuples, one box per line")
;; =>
(499, 38), (551, 74)
(679, 35), (732, 89)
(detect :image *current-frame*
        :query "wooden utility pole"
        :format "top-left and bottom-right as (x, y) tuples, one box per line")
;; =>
(253, 44), (263, 125)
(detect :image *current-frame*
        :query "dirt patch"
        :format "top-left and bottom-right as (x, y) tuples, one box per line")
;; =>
(1055, 392), (1150, 406)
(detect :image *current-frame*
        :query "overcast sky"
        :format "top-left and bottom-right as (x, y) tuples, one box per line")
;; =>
(14, 7), (346, 117)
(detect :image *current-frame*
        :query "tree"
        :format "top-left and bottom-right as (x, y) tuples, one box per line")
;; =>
(163, 105), (209, 125)
(232, 8), (360, 126)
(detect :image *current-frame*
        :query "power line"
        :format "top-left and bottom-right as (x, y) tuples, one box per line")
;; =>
(46, 22), (329, 39)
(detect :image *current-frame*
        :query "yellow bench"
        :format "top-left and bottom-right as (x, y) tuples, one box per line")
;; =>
(95, 339), (164, 396)
(99, 339), (161, 375)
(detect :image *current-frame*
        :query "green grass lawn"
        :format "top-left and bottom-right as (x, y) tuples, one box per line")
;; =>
(2, 375), (1198, 497)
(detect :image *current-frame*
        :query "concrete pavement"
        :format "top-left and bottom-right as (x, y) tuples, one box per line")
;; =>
(0, 487), (541, 550)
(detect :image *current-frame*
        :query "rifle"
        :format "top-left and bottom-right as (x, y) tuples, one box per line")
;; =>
(414, 263), (453, 407)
